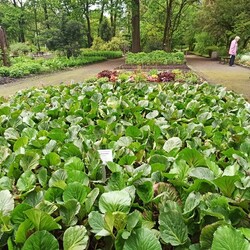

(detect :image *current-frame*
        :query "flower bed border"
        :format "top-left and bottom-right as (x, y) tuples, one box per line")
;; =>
(115, 63), (190, 71)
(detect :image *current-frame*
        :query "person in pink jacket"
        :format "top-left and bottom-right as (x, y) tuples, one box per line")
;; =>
(229, 36), (240, 66)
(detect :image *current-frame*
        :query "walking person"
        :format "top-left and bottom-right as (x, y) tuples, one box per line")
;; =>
(229, 36), (240, 66)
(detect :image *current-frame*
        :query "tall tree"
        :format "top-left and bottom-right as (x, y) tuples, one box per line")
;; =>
(131, 0), (141, 52)
(0, 26), (10, 66)
(162, 0), (197, 51)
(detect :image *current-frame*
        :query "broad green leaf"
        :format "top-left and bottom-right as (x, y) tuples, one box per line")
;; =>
(13, 137), (28, 151)
(42, 140), (57, 155)
(59, 143), (82, 159)
(22, 230), (59, 250)
(149, 154), (169, 172)
(4, 128), (19, 140)
(66, 170), (89, 185)
(0, 146), (11, 164)
(125, 126), (142, 138)
(115, 136), (133, 147)
(20, 152), (40, 171)
(104, 212), (114, 233)
(106, 162), (122, 173)
(24, 190), (44, 207)
(16, 170), (36, 192)
(113, 211), (127, 231)
(85, 188), (100, 213)
(126, 210), (141, 231)
(107, 172), (126, 191)
(183, 192), (201, 214)
(64, 157), (84, 171)
(44, 187), (63, 202)
(99, 190), (131, 214)
(36, 200), (58, 215)
(48, 169), (67, 189)
(213, 175), (240, 197)
(63, 183), (90, 204)
(136, 181), (154, 204)
(88, 211), (110, 236)
(200, 221), (224, 249)
(60, 199), (80, 227)
(211, 226), (250, 250)
(21, 127), (38, 140)
(63, 225), (89, 250)
(48, 128), (67, 142)
(44, 152), (61, 166)
(15, 219), (34, 243)
(146, 110), (159, 119)
(240, 228), (250, 241)
(123, 228), (161, 250)
(106, 96), (120, 108)
(0, 176), (12, 190)
(24, 208), (61, 231)
(163, 137), (182, 152)
(159, 211), (188, 246)
(189, 167), (215, 181)
(0, 190), (14, 216)
(178, 148), (206, 167)
(37, 167), (48, 188)
(11, 203), (33, 224)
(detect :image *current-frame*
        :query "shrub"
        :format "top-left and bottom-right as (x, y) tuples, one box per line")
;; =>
(10, 43), (31, 56)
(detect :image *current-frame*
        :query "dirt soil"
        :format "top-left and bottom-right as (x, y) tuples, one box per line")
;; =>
(0, 55), (249, 102)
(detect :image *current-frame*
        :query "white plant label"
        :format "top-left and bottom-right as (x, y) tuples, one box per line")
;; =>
(98, 149), (113, 164)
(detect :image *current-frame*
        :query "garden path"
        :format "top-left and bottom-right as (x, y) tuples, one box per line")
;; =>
(186, 54), (250, 102)
(0, 58), (125, 97)
(0, 55), (249, 102)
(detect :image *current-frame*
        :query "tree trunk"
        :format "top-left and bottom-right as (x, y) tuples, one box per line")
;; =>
(163, 0), (173, 52)
(131, 0), (140, 53)
(43, 1), (50, 30)
(0, 26), (10, 66)
(98, 1), (106, 36)
(84, 1), (93, 47)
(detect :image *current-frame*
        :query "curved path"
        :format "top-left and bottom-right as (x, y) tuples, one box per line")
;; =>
(186, 54), (250, 101)
(0, 55), (249, 102)
(0, 58), (125, 98)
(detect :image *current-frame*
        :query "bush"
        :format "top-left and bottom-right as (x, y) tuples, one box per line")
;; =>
(91, 36), (130, 52)
(82, 49), (122, 59)
(194, 32), (215, 55)
(10, 43), (31, 56)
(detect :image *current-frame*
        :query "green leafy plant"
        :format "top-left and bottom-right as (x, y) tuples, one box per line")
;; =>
(0, 75), (249, 249)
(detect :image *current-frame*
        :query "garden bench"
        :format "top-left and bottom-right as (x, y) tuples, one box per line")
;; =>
(219, 56), (230, 64)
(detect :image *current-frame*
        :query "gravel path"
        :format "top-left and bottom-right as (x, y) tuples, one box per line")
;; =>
(0, 58), (125, 97)
(186, 55), (250, 102)
(0, 55), (249, 102)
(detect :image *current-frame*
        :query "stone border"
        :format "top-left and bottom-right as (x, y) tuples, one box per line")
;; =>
(115, 63), (190, 71)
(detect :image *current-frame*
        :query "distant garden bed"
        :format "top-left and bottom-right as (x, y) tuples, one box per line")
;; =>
(125, 50), (185, 65)
(0, 50), (123, 79)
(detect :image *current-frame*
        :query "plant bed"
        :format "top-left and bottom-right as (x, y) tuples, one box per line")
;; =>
(0, 75), (249, 249)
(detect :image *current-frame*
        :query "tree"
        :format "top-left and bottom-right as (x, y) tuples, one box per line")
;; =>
(131, 0), (141, 52)
(0, 26), (10, 66)
(162, 0), (197, 51)
(99, 17), (112, 42)
(195, 0), (250, 50)
(44, 19), (85, 57)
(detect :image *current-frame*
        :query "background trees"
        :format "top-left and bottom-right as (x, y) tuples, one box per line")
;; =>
(0, 0), (249, 56)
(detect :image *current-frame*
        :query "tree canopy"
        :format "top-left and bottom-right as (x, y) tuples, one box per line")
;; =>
(0, 0), (249, 55)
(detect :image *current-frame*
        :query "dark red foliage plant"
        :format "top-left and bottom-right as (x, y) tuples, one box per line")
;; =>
(97, 70), (118, 81)
(157, 71), (175, 82)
